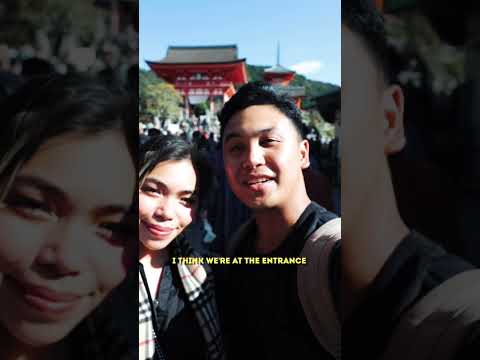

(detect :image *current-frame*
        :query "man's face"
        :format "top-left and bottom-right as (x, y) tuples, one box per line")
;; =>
(342, 25), (405, 216)
(222, 105), (309, 210)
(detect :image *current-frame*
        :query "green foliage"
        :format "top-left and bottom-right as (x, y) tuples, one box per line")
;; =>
(303, 110), (336, 142)
(139, 69), (182, 124)
(246, 64), (268, 82)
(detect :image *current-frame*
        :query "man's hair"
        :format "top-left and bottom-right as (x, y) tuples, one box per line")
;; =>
(219, 81), (304, 140)
(342, 0), (393, 83)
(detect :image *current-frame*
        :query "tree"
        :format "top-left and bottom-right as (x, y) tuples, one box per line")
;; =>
(139, 69), (182, 125)
(303, 110), (336, 143)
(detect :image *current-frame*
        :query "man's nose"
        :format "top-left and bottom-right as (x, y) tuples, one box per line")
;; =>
(242, 144), (265, 170)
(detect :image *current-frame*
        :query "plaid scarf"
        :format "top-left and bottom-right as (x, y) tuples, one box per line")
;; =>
(139, 236), (225, 360)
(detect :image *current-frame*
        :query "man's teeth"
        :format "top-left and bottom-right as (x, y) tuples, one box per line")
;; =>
(248, 179), (271, 185)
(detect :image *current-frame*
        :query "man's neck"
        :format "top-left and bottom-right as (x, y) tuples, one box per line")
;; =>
(254, 192), (311, 253)
(342, 160), (409, 318)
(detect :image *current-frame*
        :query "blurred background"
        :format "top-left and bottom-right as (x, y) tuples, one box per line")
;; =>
(0, 0), (138, 96)
(377, 0), (480, 265)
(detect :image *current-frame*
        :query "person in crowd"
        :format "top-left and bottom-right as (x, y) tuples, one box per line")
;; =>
(0, 74), (137, 359)
(138, 134), (224, 360)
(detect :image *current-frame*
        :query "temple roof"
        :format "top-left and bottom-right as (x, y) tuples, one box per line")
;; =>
(151, 45), (244, 64)
(264, 64), (295, 74)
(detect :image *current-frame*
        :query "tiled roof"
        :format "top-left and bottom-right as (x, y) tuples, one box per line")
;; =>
(154, 45), (241, 64)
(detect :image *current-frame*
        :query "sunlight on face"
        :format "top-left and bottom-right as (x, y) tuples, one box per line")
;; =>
(139, 159), (198, 253)
(223, 105), (309, 210)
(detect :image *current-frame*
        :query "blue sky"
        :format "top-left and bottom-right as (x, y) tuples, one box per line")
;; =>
(139, 0), (340, 85)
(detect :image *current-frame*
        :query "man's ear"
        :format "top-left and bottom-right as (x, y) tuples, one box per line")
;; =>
(382, 84), (406, 155)
(300, 139), (310, 169)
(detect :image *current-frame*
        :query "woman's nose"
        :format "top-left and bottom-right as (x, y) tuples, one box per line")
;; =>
(34, 220), (89, 277)
(153, 196), (175, 221)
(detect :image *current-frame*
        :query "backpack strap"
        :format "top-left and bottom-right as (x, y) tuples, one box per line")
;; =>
(382, 269), (480, 360)
(297, 217), (341, 359)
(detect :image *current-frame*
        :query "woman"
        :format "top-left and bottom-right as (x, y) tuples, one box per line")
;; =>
(0, 74), (137, 359)
(138, 134), (224, 360)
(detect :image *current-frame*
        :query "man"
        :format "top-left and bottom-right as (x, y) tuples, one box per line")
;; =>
(342, 1), (479, 358)
(219, 82), (341, 359)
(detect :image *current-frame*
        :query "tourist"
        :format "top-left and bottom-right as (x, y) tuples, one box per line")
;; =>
(138, 134), (224, 360)
(219, 81), (341, 359)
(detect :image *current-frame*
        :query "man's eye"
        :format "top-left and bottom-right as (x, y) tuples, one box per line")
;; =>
(229, 144), (244, 153)
(261, 138), (278, 146)
(4, 195), (58, 221)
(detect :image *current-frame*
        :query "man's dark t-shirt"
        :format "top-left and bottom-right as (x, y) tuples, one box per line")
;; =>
(222, 202), (338, 360)
(343, 231), (478, 359)
(220, 202), (479, 359)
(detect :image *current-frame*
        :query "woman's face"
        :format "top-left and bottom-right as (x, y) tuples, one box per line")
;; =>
(0, 131), (136, 346)
(139, 159), (197, 252)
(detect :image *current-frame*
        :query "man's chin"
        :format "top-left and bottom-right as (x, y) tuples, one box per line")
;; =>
(243, 197), (277, 211)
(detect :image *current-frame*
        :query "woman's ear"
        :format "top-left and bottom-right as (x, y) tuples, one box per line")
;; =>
(382, 84), (406, 155)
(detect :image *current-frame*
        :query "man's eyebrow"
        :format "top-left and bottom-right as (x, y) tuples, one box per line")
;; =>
(224, 127), (276, 143)
(142, 178), (195, 196)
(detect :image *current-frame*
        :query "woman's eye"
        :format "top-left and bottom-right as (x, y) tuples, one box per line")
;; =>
(97, 221), (134, 242)
(4, 195), (58, 221)
(180, 197), (195, 207)
(141, 185), (161, 196)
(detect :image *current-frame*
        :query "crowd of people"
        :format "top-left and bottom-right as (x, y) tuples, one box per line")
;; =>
(0, 3), (138, 100)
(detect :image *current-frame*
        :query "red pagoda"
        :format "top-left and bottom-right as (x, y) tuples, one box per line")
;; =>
(146, 45), (248, 115)
(263, 44), (305, 108)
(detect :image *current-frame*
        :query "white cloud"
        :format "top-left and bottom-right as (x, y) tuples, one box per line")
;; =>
(290, 60), (324, 77)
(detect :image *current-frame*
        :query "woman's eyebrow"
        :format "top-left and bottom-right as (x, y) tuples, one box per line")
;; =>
(13, 175), (131, 216)
(12, 175), (67, 199)
(144, 178), (195, 196)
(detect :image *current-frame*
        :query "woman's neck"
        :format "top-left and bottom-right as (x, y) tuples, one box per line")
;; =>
(0, 326), (69, 360)
(139, 246), (169, 269)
